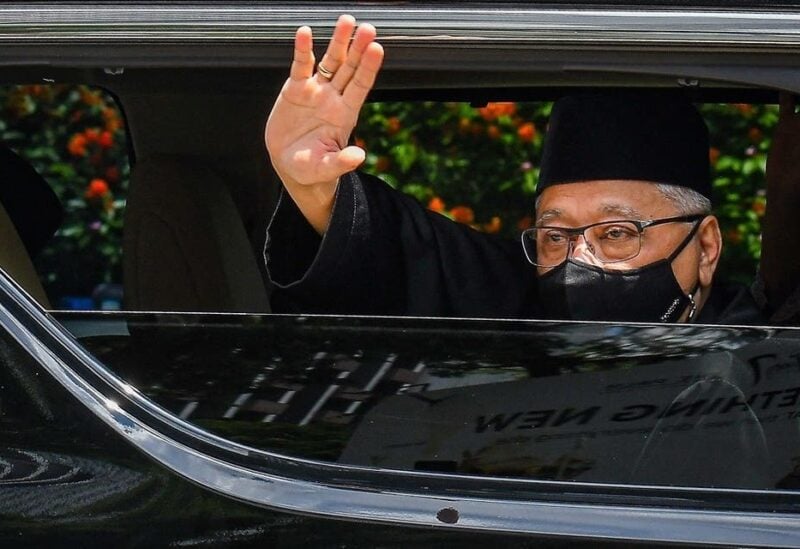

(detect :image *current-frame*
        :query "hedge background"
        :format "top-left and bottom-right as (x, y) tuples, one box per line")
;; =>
(0, 84), (129, 306)
(0, 85), (777, 306)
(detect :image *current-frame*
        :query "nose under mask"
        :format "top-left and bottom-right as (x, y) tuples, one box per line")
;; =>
(537, 257), (697, 323)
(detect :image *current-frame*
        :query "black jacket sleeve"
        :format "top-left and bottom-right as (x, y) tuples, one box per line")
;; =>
(265, 171), (538, 318)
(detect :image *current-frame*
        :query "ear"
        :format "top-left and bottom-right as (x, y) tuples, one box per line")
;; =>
(696, 215), (722, 288)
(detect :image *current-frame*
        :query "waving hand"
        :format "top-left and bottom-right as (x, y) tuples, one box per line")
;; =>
(265, 16), (384, 233)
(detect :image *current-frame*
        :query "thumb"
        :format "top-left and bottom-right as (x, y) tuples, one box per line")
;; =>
(320, 146), (366, 179)
(338, 145), (367, 169)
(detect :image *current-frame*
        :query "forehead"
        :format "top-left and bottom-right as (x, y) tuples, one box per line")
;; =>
(536, 179), (678, 223)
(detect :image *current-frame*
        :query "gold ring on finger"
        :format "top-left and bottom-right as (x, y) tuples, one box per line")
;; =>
(317, 63), (335, 79)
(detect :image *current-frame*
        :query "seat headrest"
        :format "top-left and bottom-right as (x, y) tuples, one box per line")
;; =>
(0, 145), (63, 257)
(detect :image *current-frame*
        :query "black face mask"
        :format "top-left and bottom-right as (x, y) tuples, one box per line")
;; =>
(537, 221), (702, 323)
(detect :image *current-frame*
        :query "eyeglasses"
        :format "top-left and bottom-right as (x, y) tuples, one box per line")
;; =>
(521, 214), (705, 268)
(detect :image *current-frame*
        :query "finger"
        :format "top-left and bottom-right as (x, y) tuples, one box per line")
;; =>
(331, 23), (377, 92)
(317, 14), (356, 80)
(779, 91), (797, 118)
(342, 42), (384, 112)
(290, 26), (314, 81)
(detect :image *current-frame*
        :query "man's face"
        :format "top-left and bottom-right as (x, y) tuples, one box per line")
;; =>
(534, 179), (715, 298)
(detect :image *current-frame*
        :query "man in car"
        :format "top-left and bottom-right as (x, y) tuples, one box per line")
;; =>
(263, 15), (763, 324)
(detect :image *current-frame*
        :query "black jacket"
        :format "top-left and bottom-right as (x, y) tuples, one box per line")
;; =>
(265, 172), (765, 325)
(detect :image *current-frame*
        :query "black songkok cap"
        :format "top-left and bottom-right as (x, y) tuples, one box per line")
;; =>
(537, 91), (712, 203)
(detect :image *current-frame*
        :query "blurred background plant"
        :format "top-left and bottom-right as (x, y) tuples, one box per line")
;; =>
(0, 84), (129, 306)
(357, 100), (778, 285)
(0, 88), (778, 307)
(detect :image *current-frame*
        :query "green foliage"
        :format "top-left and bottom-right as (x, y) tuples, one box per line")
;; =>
(357, 100), (778, 285)
(0, 84), (130, 300)
(702, 102), (776, 283)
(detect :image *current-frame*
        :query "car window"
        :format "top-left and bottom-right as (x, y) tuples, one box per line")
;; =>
(0, 84), (129, 310)
(59, 311), (800, 491)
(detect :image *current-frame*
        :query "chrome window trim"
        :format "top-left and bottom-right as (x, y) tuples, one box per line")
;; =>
(2, 269), (800, 546)
(2, 3), (800, 50)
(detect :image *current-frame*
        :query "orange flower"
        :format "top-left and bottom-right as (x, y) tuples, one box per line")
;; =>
(103, 107), (123, 132)
(752, 198), (766, 217)
(375, 156), (391, 172)
(354, 137), (367, 150)
(428, 196), (446, 212)
(478, 102), (517, 121)
(84, 128), (100, 142)
(483, 216), (502, 234)
(385, 116), (402, 135)
(99, 130), (114, 148)
(68, 133), (88, 156)
(517, 122), (536, 142)
(733, 103), (754, 116)
(517, 216), (534, 231)
(725, 228), (743, 245)
(708, 147), (720, 166)
(85, 178), (110, 199)
(450, 206), (475, 224)
(80, 88), (102, 106)
(486, 125), (501, 140)
(748, 127), (763, 143)
(458, 117), (471, 135)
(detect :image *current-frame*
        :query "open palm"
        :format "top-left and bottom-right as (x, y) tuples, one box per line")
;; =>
(266, 16), (384, 188)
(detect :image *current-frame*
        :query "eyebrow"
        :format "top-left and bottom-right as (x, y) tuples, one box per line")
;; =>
(536, 209), (562, 224)
(535, 203), (645, 225)
(600, 203), (645, 219)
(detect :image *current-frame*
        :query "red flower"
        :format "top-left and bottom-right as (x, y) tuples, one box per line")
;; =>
(385, 116), (402, 135)
(486, 125), (501, 140)
(725, 228), (743, 245)
(483, 216), (502, 234)
(450, 206), (475, 224)
(99, 130), (114, 148)
(748, 127), (763, 143)
(708, 147), (720, 166)
(428, 196), (446, 212)
(517, 122), (536, 142)
(68, 134), (88, 156)
(84, 128), (101, 142)
(478, 102), (517, 121)
(85, 178), (110, 199)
